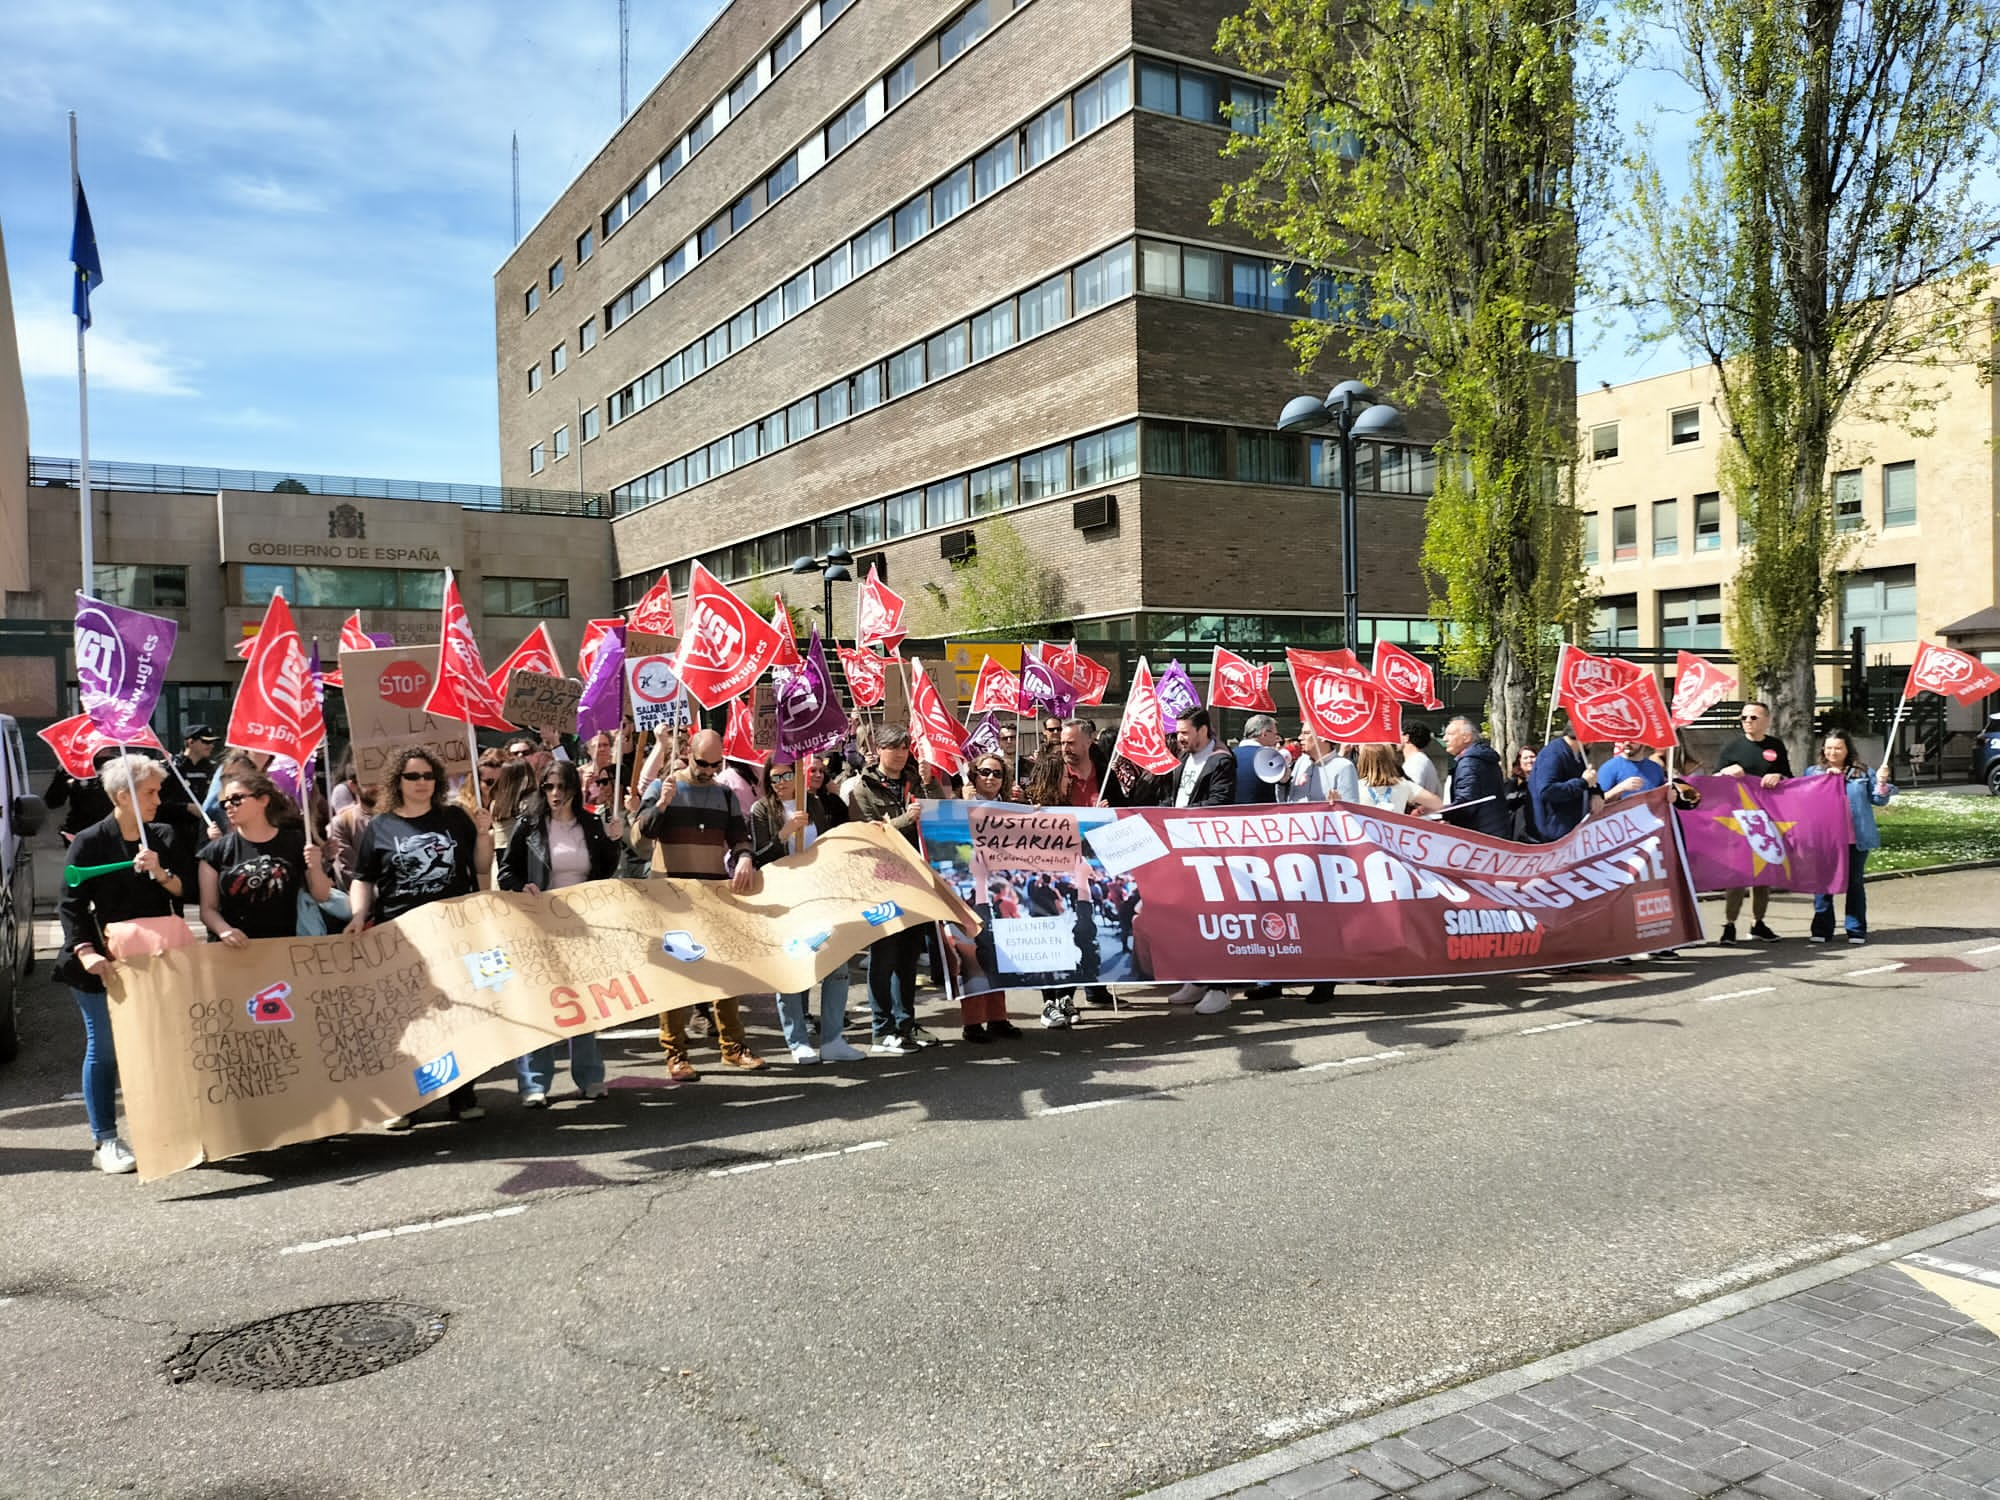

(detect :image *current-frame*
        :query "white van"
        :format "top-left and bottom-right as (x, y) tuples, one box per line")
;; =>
(0, 715), (48, 1063)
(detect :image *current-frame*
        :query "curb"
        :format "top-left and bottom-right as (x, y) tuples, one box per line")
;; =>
(1142, 1200), (2000, 1500)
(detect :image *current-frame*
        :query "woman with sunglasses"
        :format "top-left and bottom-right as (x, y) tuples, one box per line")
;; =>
(750, 756), (864, 1063)
(198, 770), (332, 947)
(967, 755), (1018, 804)
(349, 746), (494, 1126)
(499, 759), (623, 1103)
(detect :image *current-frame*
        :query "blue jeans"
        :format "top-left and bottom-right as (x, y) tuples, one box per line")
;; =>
(515, 1032), (605, 1095)
(776, 970), (850, 1051)
(69, 988), (119, 1143)
(1812, 848), (1870, 937)
(867, 930), (922, 1037)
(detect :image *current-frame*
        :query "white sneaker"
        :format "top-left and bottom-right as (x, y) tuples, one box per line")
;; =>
(818, 1037), (866, 1062)
(789, 1043), (823, 1064)
(1166, 982), (1204, 1006)
(579, 1083), (608, 1100)
(92, 1138), (136, 1174)
(1193, 989), (1232, 1015)
(520, 1091), (549, 1109)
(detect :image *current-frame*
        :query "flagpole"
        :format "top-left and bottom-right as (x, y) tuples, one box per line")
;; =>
(69, 113), (94, 600)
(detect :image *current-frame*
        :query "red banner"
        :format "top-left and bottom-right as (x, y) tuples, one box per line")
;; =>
(1905, 639), (2000, 703)
(857, 566), (907, 654)
(673, 563), (787, 709)
(1043, 640), (1110, 706)
(1670, 650), (1737, 726)
(39, 714), (165, 777)
(420, 571), (513, 733)
(907, 657), (969, 775)
(1112, 660), (1181, 774)
(627, 575), (676, 637)
(229, 593), (326, 765)
(838, 646), (888, 709)
(1372, 640), (1442, 710)
(769, 595), (803, 670)
(723, 696), (766, 766)
(916, 788), (1703, 987)
(1289, 648), (1402, 744)
(1569, 673), (1676, 750)
(1553, 643), (1646, 710)
(485, 622), (563, 702)
(577, 618), (625, 680)
(1208, 646), (1275, 712)
(968, 656), (1023, 716)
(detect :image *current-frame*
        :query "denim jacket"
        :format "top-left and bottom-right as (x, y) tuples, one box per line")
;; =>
(1808, 765), (1894, 852)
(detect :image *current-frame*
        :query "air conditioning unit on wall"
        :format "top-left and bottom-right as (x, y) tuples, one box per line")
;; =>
(855, 552), (887, 581)
(1073, 494), (1117, 532)
(940, 530), (976, 562)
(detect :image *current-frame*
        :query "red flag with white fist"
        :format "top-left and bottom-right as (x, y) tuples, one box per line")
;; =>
(672, 563), (787, 709)
(1372, 639), (1442, 710)
(1904, 639), (2000, 703)
(1207, 646), (1276, 712)
(1288, 648), (1402, 744)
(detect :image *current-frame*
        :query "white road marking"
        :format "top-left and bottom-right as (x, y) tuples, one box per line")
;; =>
(1517, 1018), (1596, 1035)
(1900, 1251), (2000, 1288)
(0, 1297), (14, 1309)
(1038, 1095), (1155, 1116)
(1301, 1050), (1406, 1073)
(279, 1205), (526, 1256)
(593, 1028), (660, 1039)
(722, 1093), (806, 1107)
(1672, 1233), (1867, 1300)
(708, 1140), (886, 1177)
(1698, 986), (1776, 1004)
(1845, 964), (1904, 979)
(1256, 1361), (1475, 1442)
(1964, 944), (2000, 957)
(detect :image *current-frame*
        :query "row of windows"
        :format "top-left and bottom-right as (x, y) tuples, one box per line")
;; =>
(92, 564), (188, 609)
(596, 0), (1037, 347)
(1589, 407), (1703, 461)
(238, 565), (572, 618)
(1586, 461), (1917, 563)
(1147, 418), (1441, 497)
(1135, 55), (1280, 138)
(1593, 565), (1918, 651)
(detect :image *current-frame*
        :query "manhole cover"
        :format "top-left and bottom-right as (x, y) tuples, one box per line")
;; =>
(168, 1301), (447, 1390)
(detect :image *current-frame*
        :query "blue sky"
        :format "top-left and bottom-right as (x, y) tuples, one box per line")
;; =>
(0, 1), (1698, 488)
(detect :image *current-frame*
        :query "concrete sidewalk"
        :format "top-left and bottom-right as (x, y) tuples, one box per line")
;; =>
(1153, 1208), (2000, 1500)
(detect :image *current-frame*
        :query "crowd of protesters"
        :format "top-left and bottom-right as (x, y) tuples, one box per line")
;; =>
(52, 692), (1893, 1173)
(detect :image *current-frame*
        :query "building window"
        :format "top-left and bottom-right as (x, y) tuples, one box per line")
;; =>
(730, 192), (756, 235)
(729, 71), (758, 118)
(1669, 407), (1700, 446)
(1144, 421), (1226, 479)
(1611, 504), (1636, 560)
(1018, 272), (1067, 337)
(974, 136), (1017, 199)
(926, 477), (968, 526)
(529, 442), (545, 474)
(787, 395), (817, 440)
(482, 576), (570, 618)
(927, 323), (969, 379)
(885, 489), (923, 537)
(893, 193), (929, 248)
(551, 344), (567, 376)
(1020, 444), (1069, 501)
(1182, 246), (1225, 302)
(885, 57), (916, 109)
(549, 260), (563, 292)
(1073, 243), (1132, 312)
(1073, 59), (1131, 134)
(818, 380), (850, 427)
(932, 165), (971, 226)
(939, 0), (989, 64)
(853, 365), (883, 412)
(580, 317), (596, 353)
(814, 243), (852, 297)
(1074, 423), (1137, 487)
(970, 460), (1015, 515)
(581, 406), (601, 442)
(971, 299), (1016, 361)
(92, 564), (187, 609)
(1589, 597), (1638, 651)
(1237, 431), (1303, 486)
(1590, 423), (1618, 461)
(1841, 565), (1917, 645)
(766, 154), (799, 204)
(1023, 100), (1067, 168)
(524, 285), (539, 316)
(888, 344), (926, 398)
(826, 96), (867, 157)
(1883, 461), (1916, 527)
(576, 228), (593, 264)
(1694, 491), (1721, 551)
(553, 425), (570, 460)
(1139, 239), (1181, 296)
(1833, 468), (1864, 531)
(526, 363), (542, 394)
(772, 17), (804, 70)
(852, 216), (891, 274)
(1659, 586), (1722, 649)
(1580, 512), (1598, 564)
(1652, 498), (1677, 557)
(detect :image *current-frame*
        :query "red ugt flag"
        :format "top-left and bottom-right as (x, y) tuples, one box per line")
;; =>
(320, 610), (376, 689)
(837, 646), (888, 709)
(968, 656), (1023, 716)
(1113, 659), (1181, 774)
(907, 657), (969, 775)
(1208, 646), (1276, 711)
(577, 618), (626, 679)
(1905, 639), (2000, 703)
(673, 562), (786, 709)
(1289, 648), (1402, 744)
(857, 565), (908, 654)
(627, 574), (676, 637)
(229, 592), (326, 765)
(1043, 640), (1110, 706)
(1553, 642), (1647, 711)
(485, 622), (564, 702)
(1568, 672), (1676, 750)
(769, 595), (803, 671)
(423, 570), (514, 732)
(1670, 650), (1737, 726)
(39, 714), (165, 777)
(722, 695), (766, 766)
(1372, 639), (1442, 710)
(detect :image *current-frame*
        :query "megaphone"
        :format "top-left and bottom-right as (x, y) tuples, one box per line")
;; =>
(65, 860), (136, 888)
(1254, 747), (1291, 785)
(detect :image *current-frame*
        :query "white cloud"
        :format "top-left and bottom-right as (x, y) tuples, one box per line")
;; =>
(202, 405), (292, 431)
(222, 176), (326, 214)
(16, 307), (199, 398)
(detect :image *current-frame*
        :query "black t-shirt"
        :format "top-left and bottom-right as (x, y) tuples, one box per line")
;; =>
(1716, 734), (1793, 778)
(200, 826), (308, 940)
(353, 806), (479, 923)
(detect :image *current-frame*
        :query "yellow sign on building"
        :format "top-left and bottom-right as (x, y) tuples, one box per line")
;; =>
(943, 641), (1023, 706)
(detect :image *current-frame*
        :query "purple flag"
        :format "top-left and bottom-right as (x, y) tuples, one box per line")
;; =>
(964, 713), (1002, 758)
(1020, 656), (1077, 718)
(74, 591), (177, 741)
(575, 621), (627, 738)
(366, 630), (395, 648)
(775, 626), (849, 759)
(1676, 773), (1853, 895)
(1155, 659), (1202, 721)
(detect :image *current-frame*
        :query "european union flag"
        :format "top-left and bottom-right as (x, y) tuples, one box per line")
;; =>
(70, 182), (102, 329)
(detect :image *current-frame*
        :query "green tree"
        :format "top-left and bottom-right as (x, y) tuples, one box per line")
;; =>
(1618, 0), (2000, 769)
(271, 478), (311, 494)
(1215, 0), (1603, 752)
(909, 517), (1069, 636)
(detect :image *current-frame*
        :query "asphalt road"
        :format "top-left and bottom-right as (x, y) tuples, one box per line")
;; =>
(4, 873), (1999, 1500)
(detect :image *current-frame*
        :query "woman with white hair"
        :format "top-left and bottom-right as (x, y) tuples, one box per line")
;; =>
(54, 754), (197, 1174)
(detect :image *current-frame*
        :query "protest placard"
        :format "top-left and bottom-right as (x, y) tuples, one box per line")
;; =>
(500, 668), (582, 734)
(625, 653), (692, 732)
(340, 646), (474, 785)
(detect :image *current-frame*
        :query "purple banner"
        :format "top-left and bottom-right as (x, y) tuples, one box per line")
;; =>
(1676, 773), (1853, 894)
(575, 621), (627, 739)
(74, 591), (177, 741)
(1155, 659), (1202, 721)
(775, 627), (849, 759)
(964, 712), (1002, 758)
(1020, 657), (1077, 718)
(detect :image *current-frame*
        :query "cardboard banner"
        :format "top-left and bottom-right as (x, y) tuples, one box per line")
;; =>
(918, 788), (1704, 992)
(1677, 773), (1852, 894)
(104, 823), (978, 1180)
(625, 653), (692, 732)
(500, 669), (582, 734)
(339, 645), (475, 786)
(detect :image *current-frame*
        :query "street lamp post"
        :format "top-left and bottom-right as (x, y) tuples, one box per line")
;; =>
(789, 546), (855, 645)
(1276, 380), (1406, 651)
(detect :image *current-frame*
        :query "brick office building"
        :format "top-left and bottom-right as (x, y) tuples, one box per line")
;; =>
(495, 0), (1467, 677)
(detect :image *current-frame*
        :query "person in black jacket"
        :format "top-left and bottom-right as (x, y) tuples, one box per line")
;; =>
(1441, 716), (1512, 840)
(750, 756), (865, 1063)
(44, 743), (121, 844)
(55, 754), (196, 1174)
(499, 759), (620, 1105)
(1160, 709), (1239, 808)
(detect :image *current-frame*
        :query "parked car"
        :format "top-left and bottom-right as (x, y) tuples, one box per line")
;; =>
(1978, 714), (2000, 795)
(0, 714), (49, 1063)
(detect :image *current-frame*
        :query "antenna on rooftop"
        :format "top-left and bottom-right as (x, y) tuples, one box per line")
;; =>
(511, 132), (521, 244)
(619, 0), (632, 120)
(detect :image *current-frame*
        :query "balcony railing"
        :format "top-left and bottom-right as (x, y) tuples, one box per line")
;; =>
(28, 456), (610, 518)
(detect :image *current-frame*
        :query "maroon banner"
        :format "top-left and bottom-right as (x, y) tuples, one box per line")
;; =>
(918, 788), (1703, 989)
